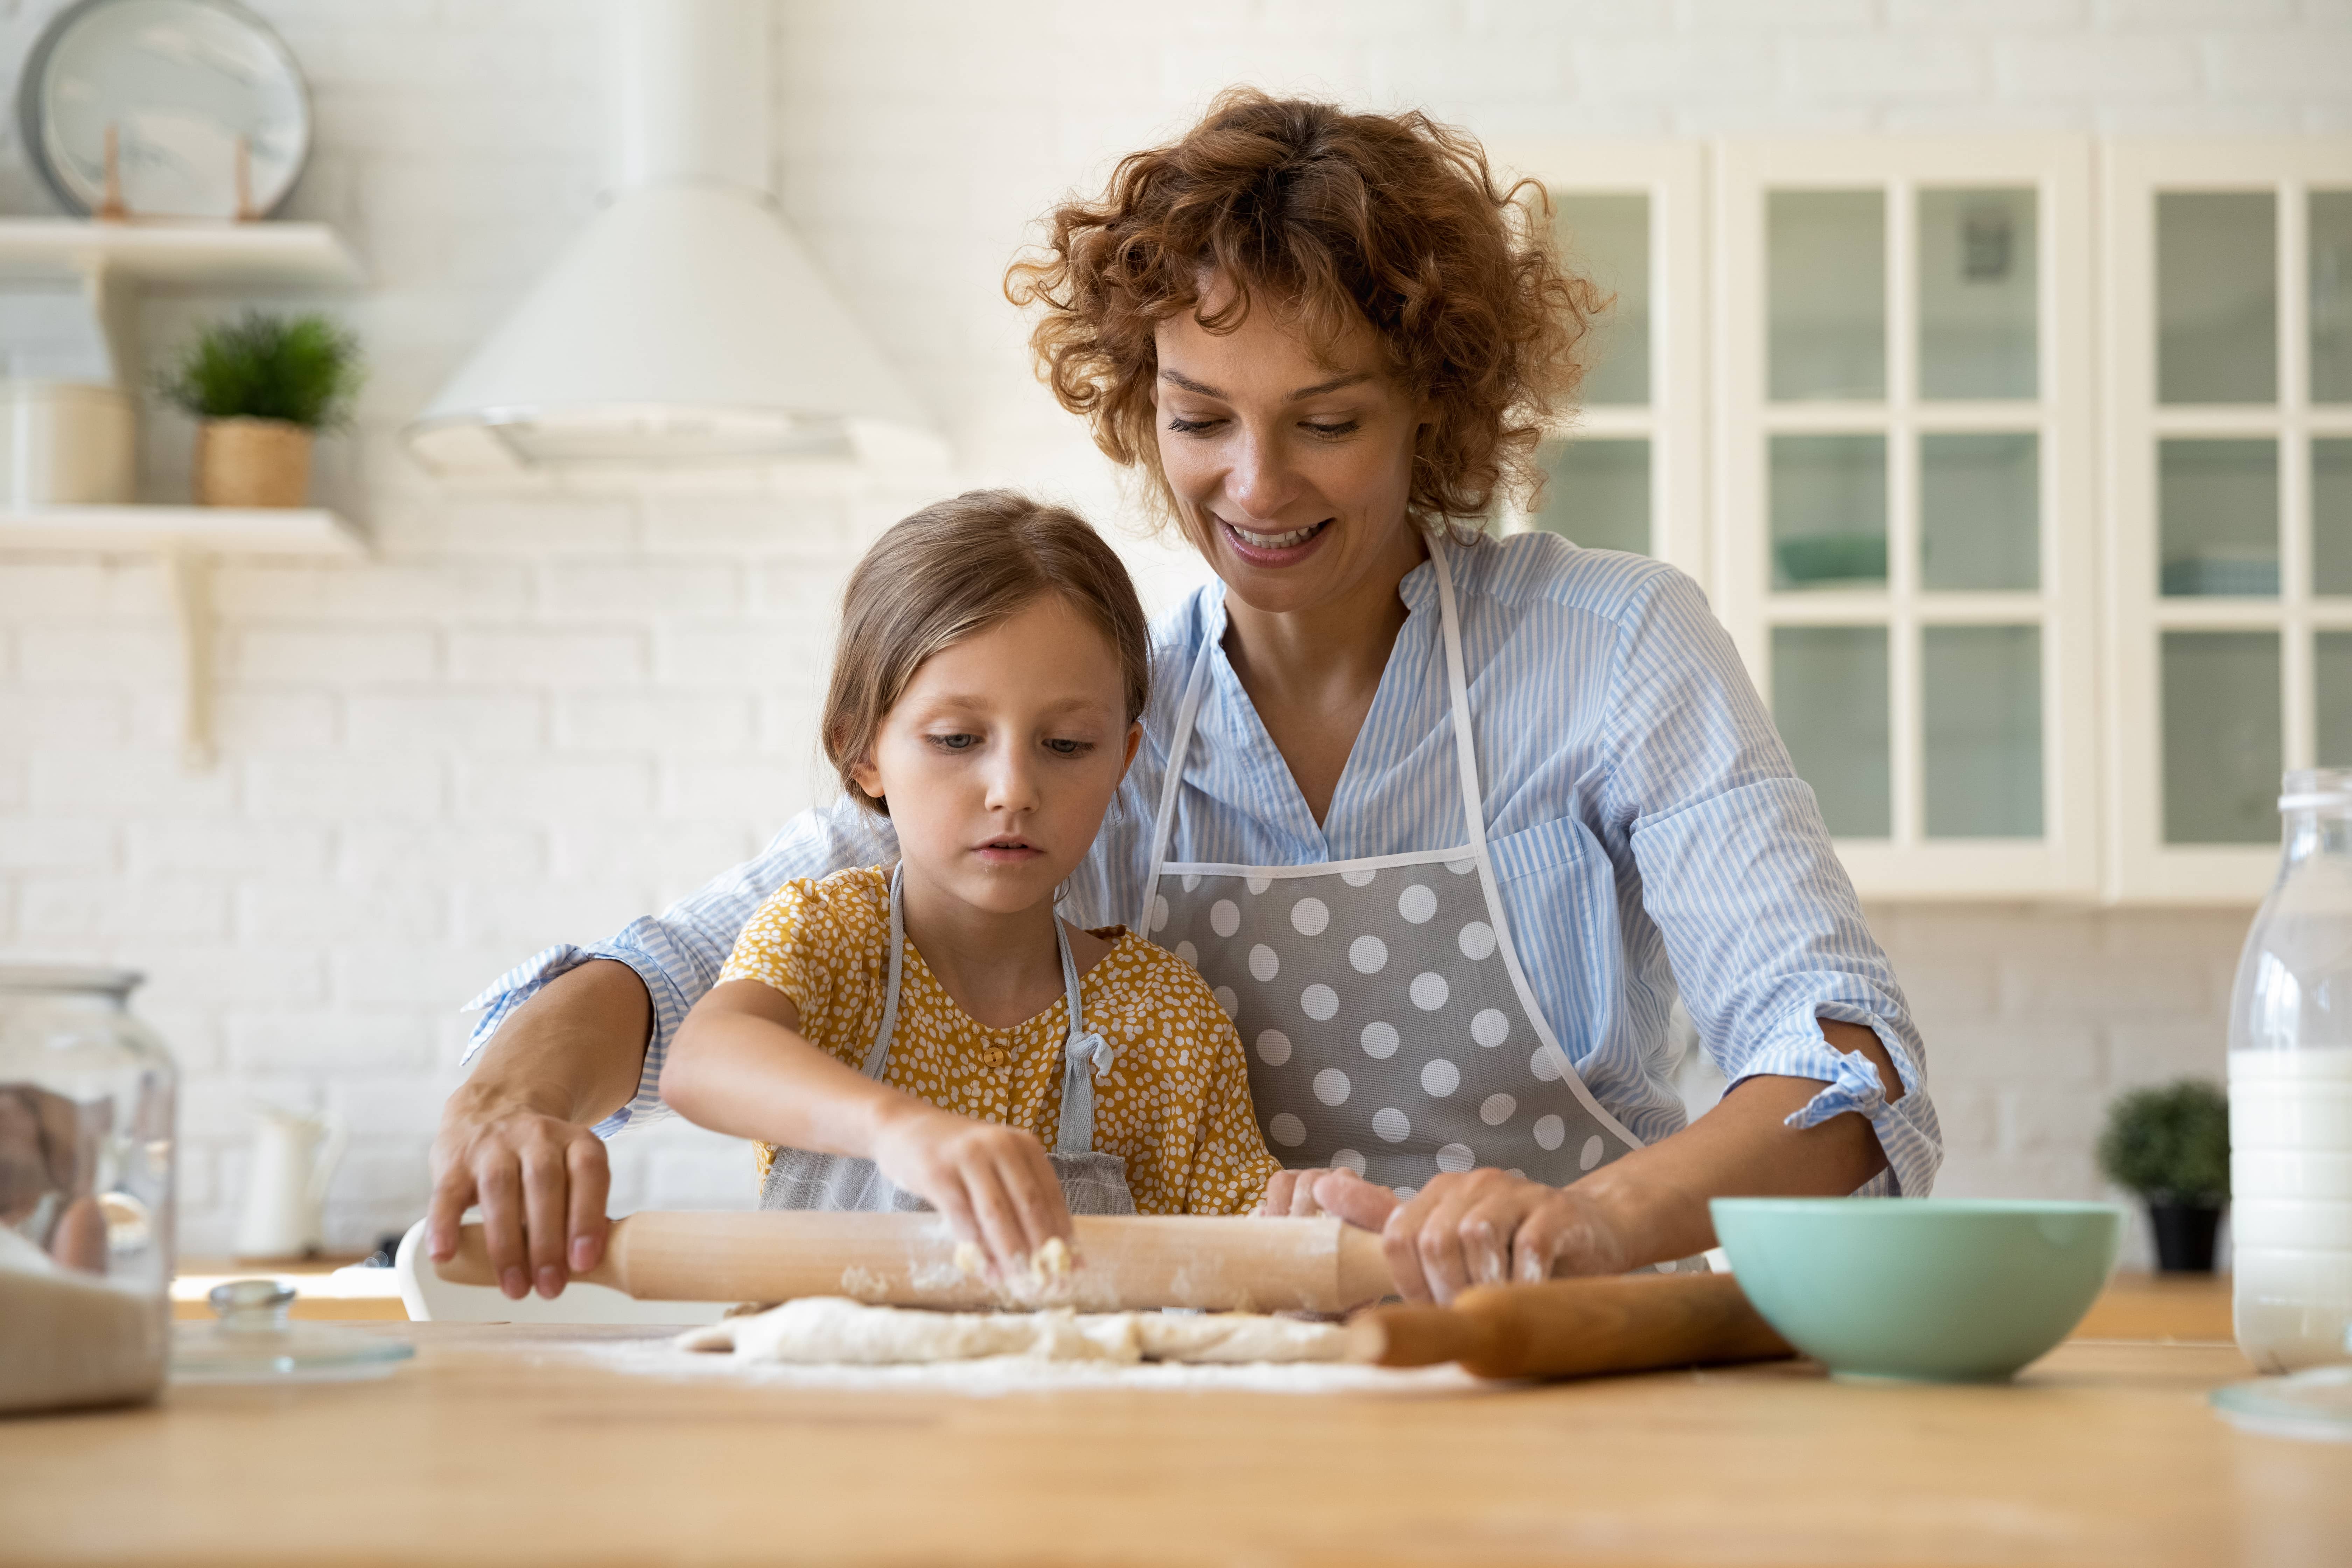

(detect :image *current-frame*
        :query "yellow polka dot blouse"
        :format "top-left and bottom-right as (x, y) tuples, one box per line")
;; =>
(718, 866), (1280, 1217)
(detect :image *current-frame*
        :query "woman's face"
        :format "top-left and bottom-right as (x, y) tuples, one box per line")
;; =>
(1152, 291), (1429, 618)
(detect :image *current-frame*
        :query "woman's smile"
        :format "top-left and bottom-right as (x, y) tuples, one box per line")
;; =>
(1217, 512), (1333, 565)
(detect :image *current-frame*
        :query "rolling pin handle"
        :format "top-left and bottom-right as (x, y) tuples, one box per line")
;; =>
(433, 1224), (499, 1288)
(1346, 1273), (1794, 1380)
(1345, 1303), (1494, 1368)
(435, 1220), (625, 1292)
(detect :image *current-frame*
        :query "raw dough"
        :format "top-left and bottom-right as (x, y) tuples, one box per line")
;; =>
(677, 1297), (1348, 1366)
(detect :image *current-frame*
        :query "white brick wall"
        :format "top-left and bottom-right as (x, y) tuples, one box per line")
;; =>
(2, 0), (2345, 1259)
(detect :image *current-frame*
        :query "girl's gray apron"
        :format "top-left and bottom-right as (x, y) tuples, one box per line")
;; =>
(758, 868), (1136, 1216)
(1141, 545), (1698, 1269)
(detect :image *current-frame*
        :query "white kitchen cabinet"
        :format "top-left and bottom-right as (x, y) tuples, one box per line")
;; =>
(2102, 141), (2352, 903)
(1711, 139), (2101, 900)
(1484, 141), (1708, 585)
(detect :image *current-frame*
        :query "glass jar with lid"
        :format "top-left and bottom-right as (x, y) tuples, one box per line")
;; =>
(0, 965), (176, 1414)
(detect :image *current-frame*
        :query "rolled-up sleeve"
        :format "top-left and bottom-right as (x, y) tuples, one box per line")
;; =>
(1601, 570), (1942, 1199)
(460, 797), (897, 1136)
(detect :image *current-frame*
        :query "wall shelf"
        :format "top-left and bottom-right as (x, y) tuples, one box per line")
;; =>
(0, 503), (362, 554)
(0, 219), (362, 410)
(0, 505), (367, 769)
(0, 219), (361, 288)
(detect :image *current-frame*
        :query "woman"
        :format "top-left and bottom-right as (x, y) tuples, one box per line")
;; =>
(432, 90), (1939, 1306)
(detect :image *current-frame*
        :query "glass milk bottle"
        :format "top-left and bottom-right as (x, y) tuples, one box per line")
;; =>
(2228, 769), (2352, 1372)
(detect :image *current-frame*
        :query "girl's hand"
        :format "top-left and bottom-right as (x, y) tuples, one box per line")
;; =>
(869, 1103), (1072, 1279)
(1310, 1166), (1631, 1305)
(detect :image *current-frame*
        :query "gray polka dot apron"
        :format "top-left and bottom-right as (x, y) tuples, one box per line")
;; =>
(1140, 545), (1658, 1215)
(759, 867), (1137, 1217)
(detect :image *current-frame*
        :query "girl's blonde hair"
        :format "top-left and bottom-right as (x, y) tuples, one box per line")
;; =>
(822, 490), (1151, 816)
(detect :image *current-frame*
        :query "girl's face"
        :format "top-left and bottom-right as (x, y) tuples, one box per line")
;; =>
(1152, 288), (1431, 618)
(850, 596), (1141, 919)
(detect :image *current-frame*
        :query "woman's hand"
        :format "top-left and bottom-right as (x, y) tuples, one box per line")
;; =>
(425, 959), (651, 1300)
(1255, 1167), (1337, 1216)
(869, 1104), (1072, 1279)
(428, 1093), (611, 1300)
(1310, 1166), (1631, 1304)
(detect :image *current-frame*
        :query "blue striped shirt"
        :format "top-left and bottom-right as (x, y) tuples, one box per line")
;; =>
(466, 532), (1941, 1199)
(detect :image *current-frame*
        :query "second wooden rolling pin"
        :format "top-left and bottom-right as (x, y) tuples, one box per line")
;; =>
(436, 1211), (1398, 1312)
(1347, 1272), (1795, 1380)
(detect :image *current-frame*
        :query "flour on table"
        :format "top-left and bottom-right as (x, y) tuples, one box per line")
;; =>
(678, 1296), (1348, 1366)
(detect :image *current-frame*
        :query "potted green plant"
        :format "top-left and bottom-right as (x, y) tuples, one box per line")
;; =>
(158, 312), (363, 508)
(2095, 1079), (2230, 1273)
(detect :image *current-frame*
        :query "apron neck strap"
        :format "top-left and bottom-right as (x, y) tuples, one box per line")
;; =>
(1140, 538), (1490, 922)
(1426, 540), (1491, 859)
(860, 864), (911, 1078)
(1138, 633), (1217, 934)
(869, 865), (1112, 1155)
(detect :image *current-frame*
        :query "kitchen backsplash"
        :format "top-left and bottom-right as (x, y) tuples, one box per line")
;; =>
(4, 0), (2346, 1264)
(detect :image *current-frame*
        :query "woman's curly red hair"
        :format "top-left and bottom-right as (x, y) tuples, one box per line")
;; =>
(1004, 88), (1600, 534)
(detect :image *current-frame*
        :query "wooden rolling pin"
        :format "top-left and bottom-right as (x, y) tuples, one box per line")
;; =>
(437, 1211), (1397, 1312)
(1347, 1272), (1794, 1380)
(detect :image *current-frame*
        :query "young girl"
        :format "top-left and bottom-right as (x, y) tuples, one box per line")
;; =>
(660, 490), (1280, 1278)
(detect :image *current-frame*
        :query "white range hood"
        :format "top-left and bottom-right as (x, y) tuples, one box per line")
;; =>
(404, 0), (925, 473)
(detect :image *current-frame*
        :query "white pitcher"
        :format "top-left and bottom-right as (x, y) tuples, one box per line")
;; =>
(234, 1102), (347, 1260)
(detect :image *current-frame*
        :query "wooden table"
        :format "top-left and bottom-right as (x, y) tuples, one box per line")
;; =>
(5, 1279), (2344, 1566)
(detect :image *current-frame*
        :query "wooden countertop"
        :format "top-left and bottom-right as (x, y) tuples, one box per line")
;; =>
(6, 1276), (2345, 1567)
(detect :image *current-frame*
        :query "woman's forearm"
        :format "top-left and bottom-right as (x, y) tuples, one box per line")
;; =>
(451, 958), (652, 1126)
(1577, 1019), (1900, 1264)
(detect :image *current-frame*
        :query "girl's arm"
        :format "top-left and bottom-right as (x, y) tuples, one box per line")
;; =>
(662, 980), (1073, 1274)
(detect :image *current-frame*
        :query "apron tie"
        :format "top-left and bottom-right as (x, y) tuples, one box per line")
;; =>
(1051, 918), (1110, 1157)
(1055, 1030), (1115, 1157)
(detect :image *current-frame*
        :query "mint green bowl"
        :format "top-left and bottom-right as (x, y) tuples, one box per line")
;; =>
(1709, 1198), (2124, 1383)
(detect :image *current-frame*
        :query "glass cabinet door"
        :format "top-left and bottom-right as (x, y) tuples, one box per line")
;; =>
(1536, 190), (1653, 554)
(1494, 142), (1706, 583)
(2107, 140), (2352, 901)
(1717, 138), (2097, 898)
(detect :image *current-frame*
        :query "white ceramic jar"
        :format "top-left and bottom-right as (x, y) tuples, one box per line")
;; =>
(0, 380), (135, 505)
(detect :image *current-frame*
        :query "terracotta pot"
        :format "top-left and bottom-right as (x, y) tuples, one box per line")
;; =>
(195, 416), (312, 508)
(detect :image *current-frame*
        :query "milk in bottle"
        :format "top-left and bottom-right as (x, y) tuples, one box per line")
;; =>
(2227, 769), (2352, 1372)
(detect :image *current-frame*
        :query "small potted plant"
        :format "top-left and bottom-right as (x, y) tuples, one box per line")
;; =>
(2095, 1079), (2230, 1273)
(158, 312), (363, 508)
